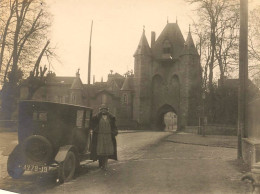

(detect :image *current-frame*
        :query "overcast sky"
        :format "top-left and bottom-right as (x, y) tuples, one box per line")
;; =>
(47, 0), (260, 84)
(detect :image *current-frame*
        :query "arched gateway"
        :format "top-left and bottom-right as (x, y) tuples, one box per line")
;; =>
(131, 23), (201, 129)
(151, 73), (180, 130)
(156, 104), (178, 131)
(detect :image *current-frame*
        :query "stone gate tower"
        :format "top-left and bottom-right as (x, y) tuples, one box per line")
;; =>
(133, 23), (201, 130)
(133, 29), (152, 127)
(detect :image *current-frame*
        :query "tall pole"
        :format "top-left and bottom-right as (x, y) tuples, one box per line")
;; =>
(88, 20), (93, 85)
(238, 0), (248, 159)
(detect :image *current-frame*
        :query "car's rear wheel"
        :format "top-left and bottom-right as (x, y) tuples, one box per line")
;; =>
(58, 151), (76, 183)
(7, 145), (25, 179)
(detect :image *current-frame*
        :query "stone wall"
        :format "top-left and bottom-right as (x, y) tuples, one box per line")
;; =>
(242, 98), (260, 168)
(184, 125), (237, 136)
(242, 138), (260, 168)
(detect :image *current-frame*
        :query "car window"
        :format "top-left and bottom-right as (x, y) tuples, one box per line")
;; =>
(76, 110), (84, 128)
(85, 110), (91, 128)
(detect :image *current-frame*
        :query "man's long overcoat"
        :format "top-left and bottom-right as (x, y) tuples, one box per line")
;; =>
(90, 112), (118, 161)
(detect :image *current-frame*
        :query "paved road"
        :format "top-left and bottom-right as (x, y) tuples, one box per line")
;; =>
(0, 131), (171, 193)
(46, 134), (250, 194)
(0, 132), (252, 194)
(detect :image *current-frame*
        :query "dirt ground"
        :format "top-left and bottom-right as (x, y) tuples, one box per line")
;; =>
(0, 131), (252, 194)
(0, 132), (18, 180)
(47, 133), (251, 194)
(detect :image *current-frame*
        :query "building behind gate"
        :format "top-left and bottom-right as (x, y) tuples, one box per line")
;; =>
(20, 22), (202, 130)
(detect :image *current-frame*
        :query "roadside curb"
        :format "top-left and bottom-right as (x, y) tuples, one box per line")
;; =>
(165, 139), (237, 149)
(118, 130), (175, 134)
(165, 133), (237, 149)
(0, 128), (17, 133)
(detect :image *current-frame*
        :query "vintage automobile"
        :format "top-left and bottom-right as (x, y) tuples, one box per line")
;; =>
(7, 100), (93, 182)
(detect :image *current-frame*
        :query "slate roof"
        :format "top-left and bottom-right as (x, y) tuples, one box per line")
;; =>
(114, 78), (125, 89)
(134, 29), (152, 57)
(46, 76), (76, 85)
(71, 76), (83, 90)
(182, 31), (199, 56)
(121, 76), (134, 91)
(107, 73), (125, 90)
(83, 82), (108, 98)
(152, 23), (185, 59)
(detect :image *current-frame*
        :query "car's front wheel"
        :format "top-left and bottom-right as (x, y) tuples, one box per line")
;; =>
(58, 151), (76, 183)
(7, 145), (25, 179)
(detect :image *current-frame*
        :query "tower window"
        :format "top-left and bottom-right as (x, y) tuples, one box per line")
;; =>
(123, 93), (128, 104)
(163, 40), (172, 54)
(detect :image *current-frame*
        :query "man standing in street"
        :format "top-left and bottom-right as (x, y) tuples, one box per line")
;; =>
(90, 104), (118, 170)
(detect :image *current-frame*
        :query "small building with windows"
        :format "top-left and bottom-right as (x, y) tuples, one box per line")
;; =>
(20, 22), (201, 130)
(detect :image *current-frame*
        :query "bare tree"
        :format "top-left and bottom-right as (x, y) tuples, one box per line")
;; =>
(188, 0), (240, 123)
(187, 0), (227, 93)
(0, 0), (54, 119)
(248, 5), (260, 80)
(0, 0), (16, 74)
(188, 0), (239, 89)
(215, 2), (239, 85)
(192, 22), (212, 90)
(0, 0), (52, 85)
(26, 40), (49, 99)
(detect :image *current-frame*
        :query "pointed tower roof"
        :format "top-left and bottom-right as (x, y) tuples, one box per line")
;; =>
(121, 76), (134, 91)
(134, 28), (152, 57)
(182, 27), (199, 55)
(152, 23), (185, 59)
(70, 70), (83, 90)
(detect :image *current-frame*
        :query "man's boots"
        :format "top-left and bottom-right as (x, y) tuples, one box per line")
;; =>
(98, 158), (103, 168)
(103, 157), (108, 170)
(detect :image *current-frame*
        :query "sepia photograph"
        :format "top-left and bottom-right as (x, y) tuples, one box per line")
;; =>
(0, 0), (260, 193)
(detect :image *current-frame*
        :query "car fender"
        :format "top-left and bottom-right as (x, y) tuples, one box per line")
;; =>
(2, 143), (18, 156)
(55, 145), (78, 163)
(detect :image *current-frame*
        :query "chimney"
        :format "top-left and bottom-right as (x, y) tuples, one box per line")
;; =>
(151, 31), (156, 48)
(76, 68), (80, 78)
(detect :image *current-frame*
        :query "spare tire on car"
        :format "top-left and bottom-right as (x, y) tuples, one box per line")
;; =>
(23, 135), (53, 164)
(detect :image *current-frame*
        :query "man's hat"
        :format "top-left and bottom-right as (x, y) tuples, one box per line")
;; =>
(99, 104), (109, 111)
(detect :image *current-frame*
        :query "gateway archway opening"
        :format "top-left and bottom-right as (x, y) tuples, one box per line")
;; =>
(156, 104), (177, 131)
(164, 112), (177, 131)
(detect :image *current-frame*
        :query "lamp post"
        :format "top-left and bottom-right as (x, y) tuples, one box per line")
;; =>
(202, 91), (206, 137)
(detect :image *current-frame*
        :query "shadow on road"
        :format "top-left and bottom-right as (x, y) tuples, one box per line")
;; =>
(0, 163), (99, 194)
